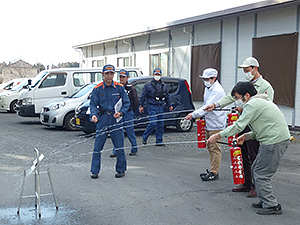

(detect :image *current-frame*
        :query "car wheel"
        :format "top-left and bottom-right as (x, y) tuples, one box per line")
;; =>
(9, 100), (18, 113)
(64, 112), (78, 131)
(176, 114), (193, 132)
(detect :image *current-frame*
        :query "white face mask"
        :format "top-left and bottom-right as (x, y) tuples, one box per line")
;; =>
(154, 75), (161, 81)
(204, 80), (212, 88)
(245, 69), (256, 81)
(235, 98), (246, 108)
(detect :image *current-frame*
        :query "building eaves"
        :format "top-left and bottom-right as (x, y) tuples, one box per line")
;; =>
(73, 0), (300, 49)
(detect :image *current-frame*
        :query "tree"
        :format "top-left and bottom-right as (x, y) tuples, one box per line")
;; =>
(33, 63), (46, 73)
(53, 62), (80, 68)
(3, 60), (37, 80)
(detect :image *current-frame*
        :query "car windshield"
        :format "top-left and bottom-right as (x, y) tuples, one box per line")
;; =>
(11, 80), (28, 92)
(30, 71), (48, 88)
(69, 83), (96, 98)
(0, 82), (9, 89)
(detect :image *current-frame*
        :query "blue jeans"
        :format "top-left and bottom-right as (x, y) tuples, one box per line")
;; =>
(113, 110), (138, 154)
(143, 104), (164, 144)
(91, 114), (127, 174)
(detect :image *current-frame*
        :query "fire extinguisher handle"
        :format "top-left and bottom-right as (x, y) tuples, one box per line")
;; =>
(232, 140), (237, 147)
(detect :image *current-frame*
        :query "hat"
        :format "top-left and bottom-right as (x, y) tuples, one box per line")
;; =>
(119, 69), (129, 77)
(199, 68), (218, 78)
(103, 64), (115, 73)
(238, 57), (259, 68)
(153, 68), (162, 75)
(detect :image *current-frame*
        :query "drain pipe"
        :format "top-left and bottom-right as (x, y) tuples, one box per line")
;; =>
(75, 48), (85, 67)
(183, 27), (193, 46)
(183, 27), (193, 80)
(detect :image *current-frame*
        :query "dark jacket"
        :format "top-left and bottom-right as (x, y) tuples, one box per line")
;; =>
(139, 79), (172, 107)
(124, 82), (139, 111)
(90, 81), (130, 118)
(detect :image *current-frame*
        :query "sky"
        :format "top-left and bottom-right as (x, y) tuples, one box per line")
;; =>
(0, 0), (262, 66)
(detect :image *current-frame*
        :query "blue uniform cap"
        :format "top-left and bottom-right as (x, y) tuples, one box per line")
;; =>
(119, 69), (129, 77)
(153, 68), (162, 75)
(103, 64), (115, 73)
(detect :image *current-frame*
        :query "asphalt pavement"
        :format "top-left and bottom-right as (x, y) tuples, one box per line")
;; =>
(0, 112), (299, 225)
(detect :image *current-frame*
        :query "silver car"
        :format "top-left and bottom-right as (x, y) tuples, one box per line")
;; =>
(40, 82), (98, 130)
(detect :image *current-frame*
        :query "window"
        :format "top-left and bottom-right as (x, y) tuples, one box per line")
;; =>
(132, 80), (178, 97)
(132, 82), (145, 97)
(128, 71), (138, 78)
(165, 81), (179, 94)
(92, 60), (105, 68)
(117, 57), (130, 67)
(97, 60), (104, 67)
(4, 82), (14, 90)
(73, 72), (102, 87)
(40, 73), (66, 88)
(150, 52), (168, 76)
(124, 57), (129, 67)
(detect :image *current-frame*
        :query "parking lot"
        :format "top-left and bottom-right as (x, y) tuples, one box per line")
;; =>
(0, 112), (300, 225)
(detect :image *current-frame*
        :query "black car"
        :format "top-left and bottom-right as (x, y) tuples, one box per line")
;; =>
(75, 77), (195, 134)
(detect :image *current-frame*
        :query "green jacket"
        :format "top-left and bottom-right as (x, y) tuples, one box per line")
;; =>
(217, 75), (274, 107)
(219, 94), (290, 145)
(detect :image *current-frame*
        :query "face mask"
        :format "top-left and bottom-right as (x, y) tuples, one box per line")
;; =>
(204, 80), (212, 88)
(235, 98), (246, 108)
(245, 69), (256, 81)
(154, 75), (161, 81)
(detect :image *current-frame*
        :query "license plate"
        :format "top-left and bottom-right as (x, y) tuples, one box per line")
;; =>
(76, 118), (80, 125)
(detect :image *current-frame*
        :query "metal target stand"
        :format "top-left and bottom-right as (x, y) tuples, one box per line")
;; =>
(17, 148), (58, 218)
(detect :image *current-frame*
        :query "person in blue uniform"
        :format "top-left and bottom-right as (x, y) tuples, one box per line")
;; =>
(139, 68), (173, 146)
(110, 69), (139, 157)
(90, 64), (130, 179)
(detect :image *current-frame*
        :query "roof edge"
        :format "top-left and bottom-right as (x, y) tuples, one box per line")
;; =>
(73, 0), (299, 49)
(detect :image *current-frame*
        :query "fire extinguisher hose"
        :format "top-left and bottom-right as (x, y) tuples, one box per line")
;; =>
(217, 140), (238, 147)
(212, 108), (231, 111)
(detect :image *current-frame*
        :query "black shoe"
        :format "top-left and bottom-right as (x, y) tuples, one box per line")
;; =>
(91, 173), (98, 179)
(232, 184), (252, 192)
(142, 139), (147, 145)
(129, 152), (137, 156)
(110, 153), (117, 158)
(156, 143), (166, 147)
(200, 169), (210, 178)
(115, 171), (125, 178)
(256, 204), (282, 215)
(201, 172), (219, 181)
(252, 201), (263, 208)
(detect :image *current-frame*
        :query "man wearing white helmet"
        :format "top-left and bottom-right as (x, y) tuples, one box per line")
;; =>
(186, 68), (227, 181)
(204, 57), (274, 196)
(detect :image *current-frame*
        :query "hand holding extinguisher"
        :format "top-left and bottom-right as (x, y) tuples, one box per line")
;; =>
(236, 134), (246, 146)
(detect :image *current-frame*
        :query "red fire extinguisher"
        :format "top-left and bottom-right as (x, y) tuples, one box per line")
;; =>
(227, 108), (239, 146)
(230, 146), (245, 185)
(197, 118), (206, 148)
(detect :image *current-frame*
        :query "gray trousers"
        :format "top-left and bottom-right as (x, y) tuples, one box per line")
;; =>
(252, 139), (289, 208)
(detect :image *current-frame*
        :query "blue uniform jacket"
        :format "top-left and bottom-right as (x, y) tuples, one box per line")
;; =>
(90, 81), (130, 119)
(139, 79), (172, 107)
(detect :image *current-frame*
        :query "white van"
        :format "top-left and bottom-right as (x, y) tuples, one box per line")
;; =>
(17, 67), (143, 117)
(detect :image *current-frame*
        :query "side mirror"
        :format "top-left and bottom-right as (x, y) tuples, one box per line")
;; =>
(28, 79), (32, 86)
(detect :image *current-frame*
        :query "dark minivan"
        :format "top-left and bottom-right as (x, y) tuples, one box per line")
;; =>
(75, 77), (195, 134)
